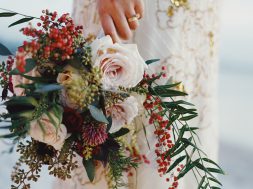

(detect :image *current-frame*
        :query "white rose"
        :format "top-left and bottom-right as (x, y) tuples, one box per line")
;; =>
(29, 111), (67, 150)
(91, 35), (147, 89)
(106, 96), (139, 133)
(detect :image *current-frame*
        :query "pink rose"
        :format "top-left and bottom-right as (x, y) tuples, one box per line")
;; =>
(29, 111), (67, 151)
(91, 35), (147, 89)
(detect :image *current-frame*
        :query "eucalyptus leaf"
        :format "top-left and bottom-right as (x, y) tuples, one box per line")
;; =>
(9, 17), (34, 27)
(88, 105), (109, 124)
(0, 12), (17, 17)
(82, 159), (95, 182)
(35, 84), (63, 93)
(0, 43), (12, 56)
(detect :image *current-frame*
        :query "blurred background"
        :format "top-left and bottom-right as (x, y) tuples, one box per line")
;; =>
(0, 0), (252, 188)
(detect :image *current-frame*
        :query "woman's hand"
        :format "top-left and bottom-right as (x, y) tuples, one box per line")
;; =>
(97, 0), (144, 42)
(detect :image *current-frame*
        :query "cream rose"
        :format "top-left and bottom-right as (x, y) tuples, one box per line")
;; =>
(91, 35), (147, 89)
(57, 65), (83, 109)
(106, 96), (139, 133)
(57, 65), (81, 86)
(29, 111), (67, 150)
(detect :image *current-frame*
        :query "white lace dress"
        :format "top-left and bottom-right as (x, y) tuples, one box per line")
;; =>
(53, 0), (220, 188)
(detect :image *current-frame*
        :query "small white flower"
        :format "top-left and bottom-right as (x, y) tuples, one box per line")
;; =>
(91, 35), (147, 89)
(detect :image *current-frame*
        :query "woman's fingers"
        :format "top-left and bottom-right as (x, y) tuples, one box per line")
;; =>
(125, 7), (140, 31)
(97, 0), (144, 42)
(100, 14), (120, 42)
(111, 7), (132, 40)
(135, 0), (145, 19)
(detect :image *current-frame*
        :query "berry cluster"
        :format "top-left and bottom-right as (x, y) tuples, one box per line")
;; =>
(0, 56), (14, 89)
(16, 10), (83, 72)
(144, 95), (182, 189)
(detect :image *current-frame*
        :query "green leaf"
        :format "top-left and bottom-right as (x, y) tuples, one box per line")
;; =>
(162, 100), (194, 109)
(142, 124), (151, 150)
(88, 105), (109, 124)
(153, 82), (182, 90)
(111, 128), (130, 138)
(5, 96), (39, 107)
(0, 43), (12, 56)
(20, 74), (51, 82)
(9, 17), (34, 27)
(206, 168), (225, 175)
(202, 158), (223, 171)
(179, 114), (198, 121)
(0, 12), (17, 17)
(51, 105), (63, 123)
(181, 138), (207, 156)
(165, 137), (182, 158)
(197, 176), (206, 189)
(150, 88), (188, 97)
(82, 159), (95, 182)
(177, 160), (199, 179)
(145, 59), (160, 65)
(210, 187), (221, 189)
(106, 117), (113, 132)
(0, 130), (26, 139)
(0, 125), (12, 129)
(166, 114), (180, 128)
(10, 58), (37, 75)
(35, 84), (63, 93)
(166, 155), (186, 173)
(170, 143), (190, 158)
(208, 177), (222, 186)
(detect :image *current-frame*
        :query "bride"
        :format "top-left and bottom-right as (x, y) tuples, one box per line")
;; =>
(53, 0), (220, 189)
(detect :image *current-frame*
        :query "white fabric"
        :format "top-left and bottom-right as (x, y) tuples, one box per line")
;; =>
(54, 0), (220, 188)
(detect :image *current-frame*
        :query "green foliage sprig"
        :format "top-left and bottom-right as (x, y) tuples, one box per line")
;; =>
(147, 81), (225, 189)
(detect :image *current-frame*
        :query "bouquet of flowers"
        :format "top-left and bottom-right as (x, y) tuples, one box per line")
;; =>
(0, 10), (224, 189)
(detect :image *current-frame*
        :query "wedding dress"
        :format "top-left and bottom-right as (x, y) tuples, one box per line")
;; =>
(55, 0), (220, 188)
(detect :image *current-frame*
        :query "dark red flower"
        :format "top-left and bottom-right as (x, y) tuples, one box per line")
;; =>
(62, 107), (84, 133)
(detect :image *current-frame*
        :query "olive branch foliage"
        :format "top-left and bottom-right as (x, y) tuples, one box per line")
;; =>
(0, 9), (224, 189)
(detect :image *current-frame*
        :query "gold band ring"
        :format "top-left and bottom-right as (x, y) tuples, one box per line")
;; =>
(128, 14), (141, 23)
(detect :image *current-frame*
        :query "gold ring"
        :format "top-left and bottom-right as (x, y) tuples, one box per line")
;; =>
(128, 14), (141, 23)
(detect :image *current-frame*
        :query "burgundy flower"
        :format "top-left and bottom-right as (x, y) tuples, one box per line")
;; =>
(82, 123), (108, 146)
(62, 107), (84, 133)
